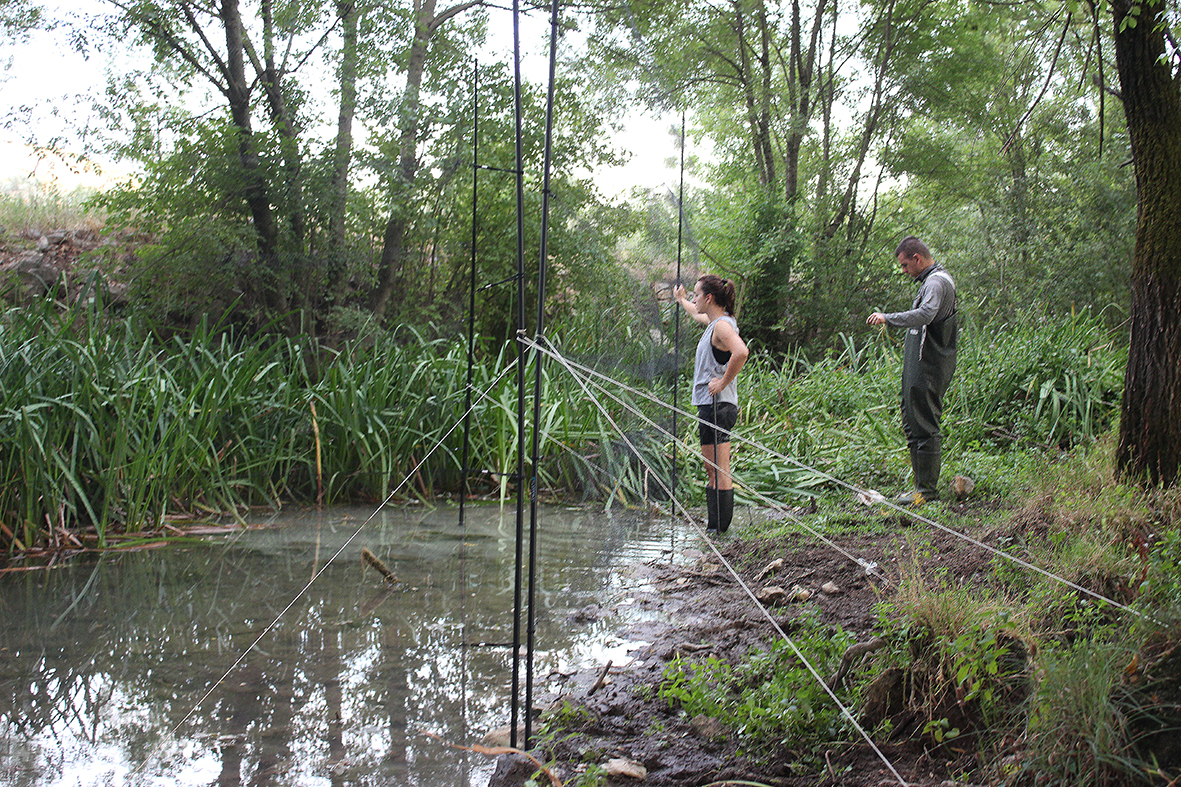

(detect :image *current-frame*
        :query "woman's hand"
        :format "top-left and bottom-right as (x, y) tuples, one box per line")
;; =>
(673, 284), (687, 303)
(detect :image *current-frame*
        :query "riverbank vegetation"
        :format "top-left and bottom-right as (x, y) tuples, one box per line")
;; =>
(600, 443), (1180, 787)
(0, 283), (1123, 554)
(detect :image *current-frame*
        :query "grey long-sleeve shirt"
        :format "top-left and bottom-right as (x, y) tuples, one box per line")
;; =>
(883, 263), (956, 328)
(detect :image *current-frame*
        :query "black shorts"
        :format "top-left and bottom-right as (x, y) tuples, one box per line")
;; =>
(697, 402), (738, 446)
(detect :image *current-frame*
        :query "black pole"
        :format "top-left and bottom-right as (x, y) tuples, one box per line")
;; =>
(459, 60), (479, 528)
(524, 0), (560, 749)
(673, 111), (685, 512)
(509, 0), (528, 752)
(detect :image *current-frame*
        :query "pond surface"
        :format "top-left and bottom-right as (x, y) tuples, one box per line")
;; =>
(0, 503), (688, 787)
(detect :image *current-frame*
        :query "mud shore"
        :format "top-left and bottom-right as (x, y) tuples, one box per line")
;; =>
(494, 502), (1002, 787)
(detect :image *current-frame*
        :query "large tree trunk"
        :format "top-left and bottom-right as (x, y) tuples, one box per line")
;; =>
(1112, 0), (1181, 487)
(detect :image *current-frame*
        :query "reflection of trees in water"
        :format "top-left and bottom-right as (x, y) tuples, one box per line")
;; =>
(0, 508), (667, 785)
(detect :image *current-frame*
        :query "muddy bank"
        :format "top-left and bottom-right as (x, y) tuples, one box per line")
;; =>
(499, 506), (1004, 787)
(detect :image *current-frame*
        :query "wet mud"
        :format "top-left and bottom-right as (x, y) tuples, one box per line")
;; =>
(522, 503), (1005, 787)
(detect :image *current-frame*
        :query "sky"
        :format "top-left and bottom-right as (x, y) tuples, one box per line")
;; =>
(0, 1), (690, 199)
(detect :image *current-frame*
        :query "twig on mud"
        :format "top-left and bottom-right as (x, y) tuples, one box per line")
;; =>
(589, 660), (613, 695)
(786, 568), (816, 584)
(422, 731), (563, 786)
(660, 566), (735, 587)
(827, 636), (887, 689)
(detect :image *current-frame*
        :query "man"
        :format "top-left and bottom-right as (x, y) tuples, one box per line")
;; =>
(867, 236), (958, 506)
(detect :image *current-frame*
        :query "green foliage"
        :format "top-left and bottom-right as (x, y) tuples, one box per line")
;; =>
(733, 312), (1123, 503)
(1019, 636), (1140, 787)
(947, 311), (1126, 451)
(659, 623), (855, 754)
(882, 2), (1136, 325)
(948, 623), (1017, 721)
(1139, 526), (1181, 622)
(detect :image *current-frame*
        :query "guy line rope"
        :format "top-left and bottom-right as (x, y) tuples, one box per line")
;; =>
(534, 333), (912, 787)
(527, 336), (1152, 623)
(133, 358), (521, 776)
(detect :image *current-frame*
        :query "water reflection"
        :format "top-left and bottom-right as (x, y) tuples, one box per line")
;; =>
(0, 504), (682, 786)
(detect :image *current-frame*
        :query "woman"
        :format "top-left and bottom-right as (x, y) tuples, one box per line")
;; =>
(674, 275), (749, 533)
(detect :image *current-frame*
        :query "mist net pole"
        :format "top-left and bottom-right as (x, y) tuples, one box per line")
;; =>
(459, 60), (479, 528)
(509, 0), (528, 750)
(523, 0), (562, 750)
(673, 111), (686, 513)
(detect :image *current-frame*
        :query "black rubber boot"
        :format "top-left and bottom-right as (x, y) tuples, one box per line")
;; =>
(896, 442), (941, 506)
(705, 487), (719, 532)
(718, 488), (734, 533)
(914, 448), (941, 501)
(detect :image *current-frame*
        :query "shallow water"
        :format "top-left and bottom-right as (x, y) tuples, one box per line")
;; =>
(0, 503), (687, 786)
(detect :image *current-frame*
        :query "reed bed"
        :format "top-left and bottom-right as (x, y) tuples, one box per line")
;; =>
(0, 185), (104, 236)
(0, 301), (669, 551)
(0, 299), (1126, 552)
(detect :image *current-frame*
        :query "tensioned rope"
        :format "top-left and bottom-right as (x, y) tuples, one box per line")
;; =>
(535, 334), (911, 787)
(130, 358), (521, 775)
(528, 337), (1152, 622)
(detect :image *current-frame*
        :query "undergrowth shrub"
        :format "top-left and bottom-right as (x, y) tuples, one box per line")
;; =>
(659, 619), (854, 757)
(868, 574), (1033, 747)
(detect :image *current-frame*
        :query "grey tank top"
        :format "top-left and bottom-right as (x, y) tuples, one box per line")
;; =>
(693, 315), (738, 406)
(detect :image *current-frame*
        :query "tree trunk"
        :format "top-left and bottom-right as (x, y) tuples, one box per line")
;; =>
(1112, 0), (1181, 487)
(371, 0), (480, 320)
(734, 0), (775, 187)
(822, 0), (896, 239)
(1005, 134), (1029, 270)
(259, 0), (307, 252)
(222, 0), (287, 315)
(328, 0), (359, 301)
(372, 0), (437, 319)
(784, 0), (825, 203)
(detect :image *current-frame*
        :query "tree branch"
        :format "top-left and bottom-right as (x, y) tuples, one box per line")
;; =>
(429, 0), (484, 34)
(1001, 9), (1071, 155)
(100, 0), (231, 96)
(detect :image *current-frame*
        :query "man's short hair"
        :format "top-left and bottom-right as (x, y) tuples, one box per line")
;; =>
(895, 236), (931, 259)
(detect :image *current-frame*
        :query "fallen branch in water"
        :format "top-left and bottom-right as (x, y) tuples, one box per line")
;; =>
(361, 547), (398, 585)
(422, 731), (562, 786)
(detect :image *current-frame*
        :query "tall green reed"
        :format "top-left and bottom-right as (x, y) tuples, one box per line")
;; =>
(0, 302), (676, 551)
